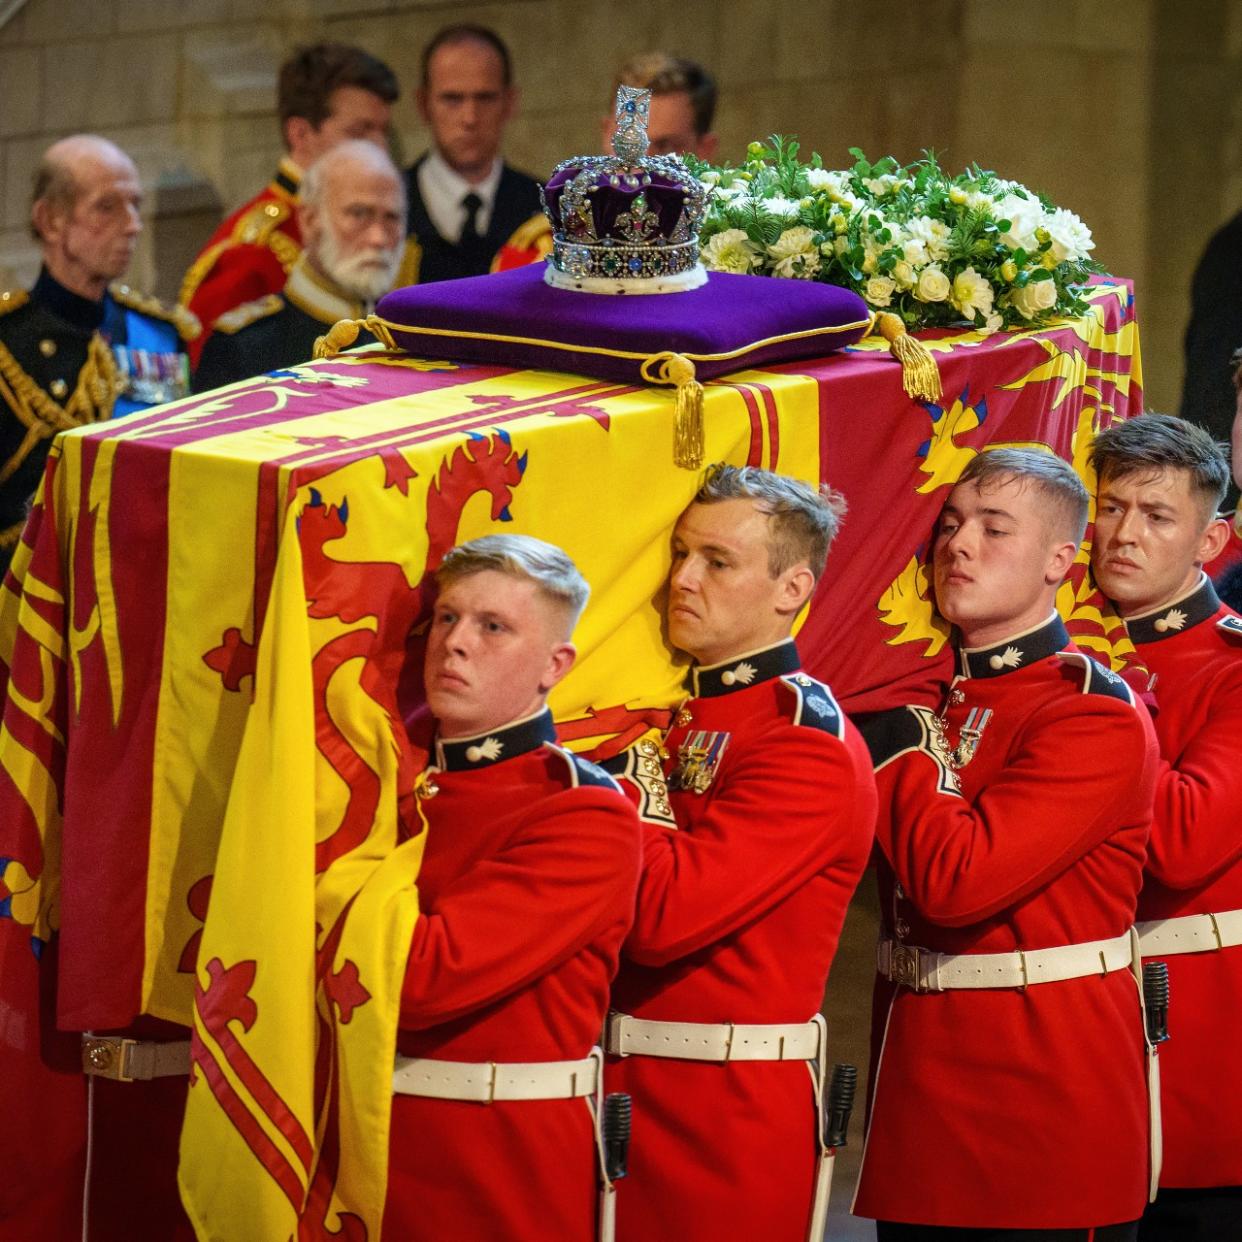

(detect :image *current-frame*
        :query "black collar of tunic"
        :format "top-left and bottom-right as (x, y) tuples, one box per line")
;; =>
(433, 708), (557, 772)
(690, 638), (801, 698)
(32, 266), (106, 331)
(957, 613), (1069, 679)
(1123, 573), (1219, 645)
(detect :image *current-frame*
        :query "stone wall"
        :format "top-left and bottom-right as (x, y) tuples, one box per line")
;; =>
(1, 0), (1240, 408)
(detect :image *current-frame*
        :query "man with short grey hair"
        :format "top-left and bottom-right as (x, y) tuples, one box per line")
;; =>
(1, 133), (198, 573)
(193, 140), (407, 392)
(384, 533), (641, 1241)
(606, 465), (876, 1242)
(854, 447), (1159, 1240)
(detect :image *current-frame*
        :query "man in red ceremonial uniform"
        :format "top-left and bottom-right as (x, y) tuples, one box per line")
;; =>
(179, 43), (398, 366)
(605, 466), (876, 1242)
(384, 534), (641, 1241)
(1089, 415), (1242, 1241)
(853, 448), (1158, 1241)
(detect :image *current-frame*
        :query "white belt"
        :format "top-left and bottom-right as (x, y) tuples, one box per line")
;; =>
(392, 1050), (600, 1103)
(81, 1036), (191, 1081)
(876, 931), (1133, 993)
(1137, 909), (1242, 956)
(606, 1012), (822, 1062)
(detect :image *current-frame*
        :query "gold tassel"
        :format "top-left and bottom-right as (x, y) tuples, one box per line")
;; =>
(312, 315), (399, 360)
(644, 352), (704, 469)
(873, 312), (942, 403)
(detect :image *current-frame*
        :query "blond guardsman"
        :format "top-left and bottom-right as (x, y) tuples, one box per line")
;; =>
(0, 134), (197, 573)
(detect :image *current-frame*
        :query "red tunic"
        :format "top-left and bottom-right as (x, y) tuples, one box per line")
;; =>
(853, 616), (1158, 1229)
(608, 640), (876, 1242)
(1125, 576), (1242, 1189)
(383, 711), (640, 1242)
(179, 162), (303, 366)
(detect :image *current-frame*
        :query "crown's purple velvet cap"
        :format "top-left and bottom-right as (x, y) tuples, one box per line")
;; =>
(544, 163), (691, 242)
(376, 264), (870, 384)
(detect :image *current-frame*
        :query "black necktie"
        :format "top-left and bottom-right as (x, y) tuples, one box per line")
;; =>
(460, 192), (483, 244)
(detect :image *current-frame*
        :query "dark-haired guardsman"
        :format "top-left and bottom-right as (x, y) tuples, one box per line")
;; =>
(1090, 414), (1242, 1242)
(1, 134), (196, 575)
(854, 448), (1158, 1242)
(385, 535), (640, 1241)
(606, 465), (875, 1242)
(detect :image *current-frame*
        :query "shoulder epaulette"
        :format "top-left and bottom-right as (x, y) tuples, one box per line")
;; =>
(778, 673), (845, 740)
(543, 742), (622, 793)
(1057, 651), (1136, 704)
(235, 198), (293, 246)
(1217, 613), (1242, 640)
(109, 283), (201, 342)
(211, 294), (284, 336)
(0, 289), (29, 318)
(504, 213), (553, 253)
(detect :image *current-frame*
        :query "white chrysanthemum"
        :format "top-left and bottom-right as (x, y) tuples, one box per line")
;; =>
(965, 189), (994, 211)
(994, 191), (1043, 251)
(1043, 207), (1094, 263)
(767, 226), (822, 279)
(905, 215), (951, 262)
(701, 228), (764, 274)
(763, 195), (802, 221)
(951, 266), (995, 320)
(864, 275), (897, 307)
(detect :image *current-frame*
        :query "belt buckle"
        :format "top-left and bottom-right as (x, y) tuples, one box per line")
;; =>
(889, 944), (923, 991)
(81, 1036), (135, 1082)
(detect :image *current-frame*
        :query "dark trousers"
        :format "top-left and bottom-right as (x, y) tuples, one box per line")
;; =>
(1138, 1186), (1242, 1241)
(876, 1224), (1140, 1242)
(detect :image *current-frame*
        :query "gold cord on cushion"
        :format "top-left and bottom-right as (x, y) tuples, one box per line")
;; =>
(643, 352), (704, 470)
(873, 312), (942, 402)
(312, 316), (397, 360)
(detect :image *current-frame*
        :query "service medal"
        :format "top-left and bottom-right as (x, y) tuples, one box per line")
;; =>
(671, 730), (730, 794)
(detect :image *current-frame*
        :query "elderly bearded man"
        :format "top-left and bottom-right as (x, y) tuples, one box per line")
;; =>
(383, 535), (641, 1241)
(192, 141), (406, 392)
(1089, 415), (1242, 1242)
(605, 465), (876, 1242)
(853, 448), (1159, 1242)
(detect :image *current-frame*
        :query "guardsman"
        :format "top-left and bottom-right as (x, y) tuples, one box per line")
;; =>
(179, 43), (399, 366)
(1, 134), (197, 575)
(853, 448), (1158, 1242)
(192, 141), (406, 392)
(605, 465), (876, 1242)
(405, 25), (549, 282)
(1090, 415), (1242, 1241)
(384, 535), (641, 1240)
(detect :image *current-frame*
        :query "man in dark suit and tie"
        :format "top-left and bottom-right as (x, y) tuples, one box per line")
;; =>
(403, 24), (549, 283)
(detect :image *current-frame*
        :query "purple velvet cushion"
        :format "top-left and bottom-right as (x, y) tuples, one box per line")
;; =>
(375, 264), (871, 383)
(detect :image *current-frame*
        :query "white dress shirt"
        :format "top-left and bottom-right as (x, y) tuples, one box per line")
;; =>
(416, 151), (504, 243)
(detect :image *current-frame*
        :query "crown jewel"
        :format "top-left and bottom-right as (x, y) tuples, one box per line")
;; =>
(541, 86), (708, 294)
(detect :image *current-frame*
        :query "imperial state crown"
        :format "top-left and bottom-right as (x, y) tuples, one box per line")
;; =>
(541, 86), (708, 293)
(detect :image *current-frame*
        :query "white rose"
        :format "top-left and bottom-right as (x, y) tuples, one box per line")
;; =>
(994, 191), (1043, 251)
(905, 215), (951, 262)
(951, 265), (995, 320)
(833, 236), (850, 257)
(914, 265), (951, 303)
(980, 311), (1004, 335)
(892, 259), (916, 290)
(1010, 278), (1059, 319)
(1043, 207), (1094, 263)
(767, 226), (822, 279)
(701, 228), (763, 274)
(864, 275), (897, 307)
